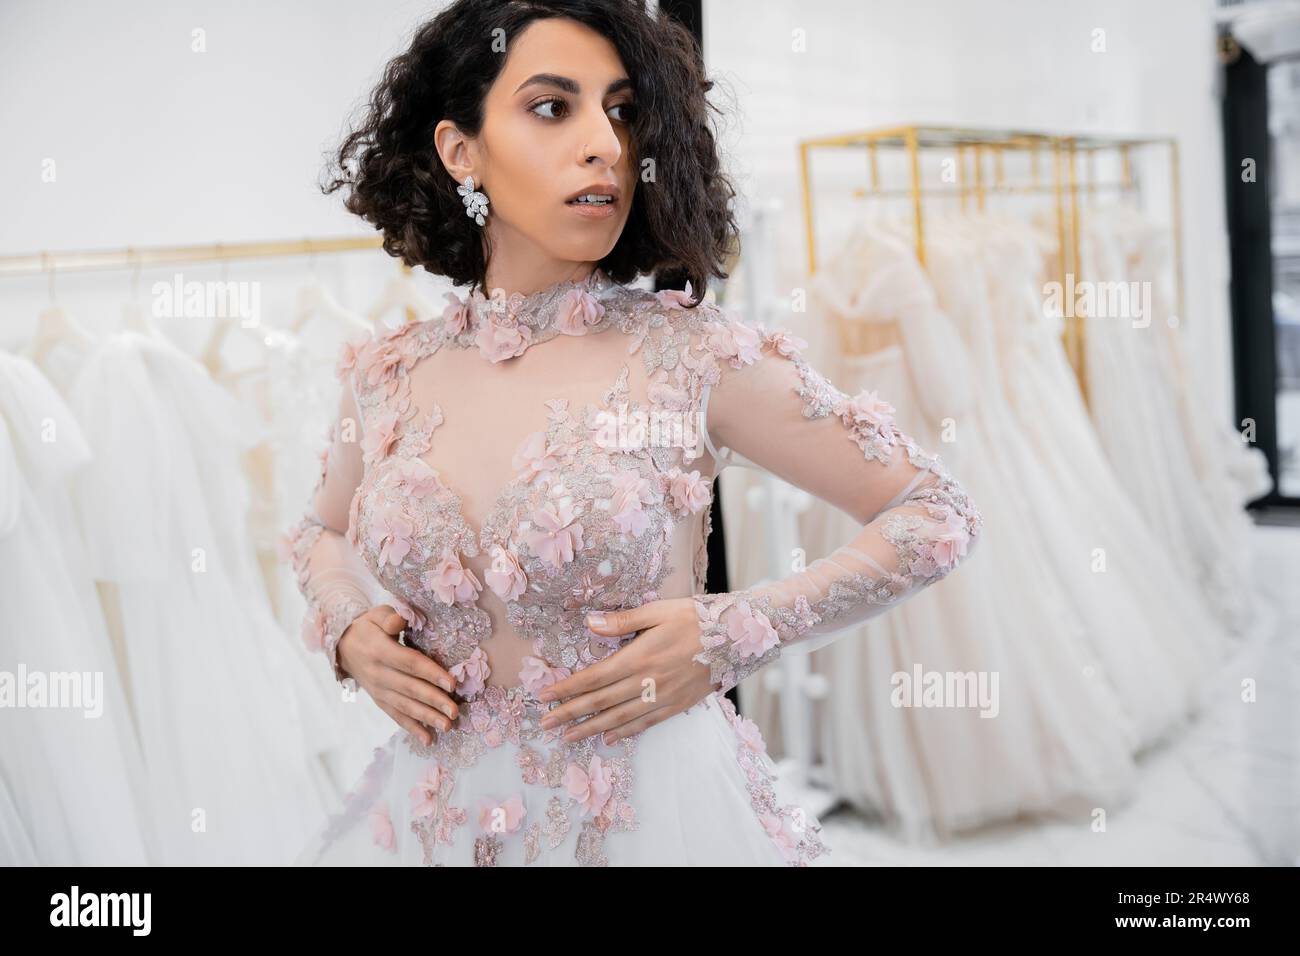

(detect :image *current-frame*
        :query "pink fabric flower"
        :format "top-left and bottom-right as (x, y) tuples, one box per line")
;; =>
(665, 467), (711, 514)
(358, 335), (404, 389)
(475, 312), (533, 363)
(361, 407), (400, 465)
(727, 599), (780, 658)
(654, 281), (695, 309)
(450, 646), (491, 699)
(705, 317), (763, 367)
(519, 655), (572, 695)
(554, 288), (606, 335)
(485, 544), (528, 602)
(390, 597), (427, 634)
(647, 380), (690, 411)
(733, 714), (767, 753)
(843, 389), (898, 441)
(760, 812), (799, 862)
(563, 754), (614, 818)
(766, 329), (808, 357)
(369, 502), (414, 568)
(610, 469), (654, 536)
(525, 500), (585, 568)
(512, 431), (559, 482)
(441, 292), (470, 335)
(368, 801), (396, 852)
(423, 551), (483, 605)
(478, 794), (526, 834)
(928, 509), (971, 570)
(393, 457), (441, 497)
(409, 764), (448, 818)
(335, 330), (369, 382)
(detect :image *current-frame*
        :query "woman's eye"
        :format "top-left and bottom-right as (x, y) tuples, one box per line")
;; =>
(530, 97), (567, 120)
(609, 102), (635, 123)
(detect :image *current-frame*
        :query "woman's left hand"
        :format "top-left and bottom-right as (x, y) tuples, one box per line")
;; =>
(537, 597), (719, 745)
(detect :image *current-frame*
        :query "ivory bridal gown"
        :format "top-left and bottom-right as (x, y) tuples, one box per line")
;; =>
(283, 267), (982, 866)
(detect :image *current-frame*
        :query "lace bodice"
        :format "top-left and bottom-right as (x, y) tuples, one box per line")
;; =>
(282, 265), (982, 703)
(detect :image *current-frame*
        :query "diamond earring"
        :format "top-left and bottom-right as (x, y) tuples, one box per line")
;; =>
(457, 174), (490, 226)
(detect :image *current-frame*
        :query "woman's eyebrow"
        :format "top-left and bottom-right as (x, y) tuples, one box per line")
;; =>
(514, 73), (633, 96)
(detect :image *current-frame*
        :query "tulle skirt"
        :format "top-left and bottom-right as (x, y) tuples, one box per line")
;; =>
(297, 685), (834, 866)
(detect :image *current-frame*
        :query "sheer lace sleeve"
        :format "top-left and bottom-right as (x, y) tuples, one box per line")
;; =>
(690, 309), (983, 696)
(279, 337), (377, 684)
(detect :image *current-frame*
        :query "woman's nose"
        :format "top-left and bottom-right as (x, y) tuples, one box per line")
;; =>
(577, 110), (621, 165)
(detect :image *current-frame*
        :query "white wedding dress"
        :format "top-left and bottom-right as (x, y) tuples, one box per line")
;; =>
(38, 329), (334, 865)
(961, 211), (1220, 739)
(0, 349), (156, 864)
(727, 224), (1140, 841)
(1075, 205), (1262, 639)
(215, 313), (404, 795)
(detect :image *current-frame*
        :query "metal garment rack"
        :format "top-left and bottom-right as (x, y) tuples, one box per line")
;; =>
(0, 233), (425, 323)
(797, 125), (1187, 408)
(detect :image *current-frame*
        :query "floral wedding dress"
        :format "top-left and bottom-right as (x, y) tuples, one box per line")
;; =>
(282, 267), (982, 866)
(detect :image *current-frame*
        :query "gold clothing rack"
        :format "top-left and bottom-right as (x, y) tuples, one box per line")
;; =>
(0, 234), (385, 277)
(0, 233), (430, 324)
(798, 125), (1186, 407)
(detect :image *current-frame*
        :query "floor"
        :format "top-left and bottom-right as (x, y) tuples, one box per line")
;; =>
(814, 522), (1300, 866)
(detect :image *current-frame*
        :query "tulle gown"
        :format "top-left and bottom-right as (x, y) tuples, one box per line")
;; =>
(961, 212), (1221, 741)
(0, 349), (155, 864)
(38, 330), (335, 865)
(1076, 206), (1263, 639)
(748, 225), (1141, 840)
(218, 315), (405, 794)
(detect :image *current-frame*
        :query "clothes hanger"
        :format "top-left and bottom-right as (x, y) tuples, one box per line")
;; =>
(200, 250), (270, 381)
(293, 244), (370, 335)
(23, 254), (98, 365)
(120, 250), (166, 340)
(366, 262), (438, 327)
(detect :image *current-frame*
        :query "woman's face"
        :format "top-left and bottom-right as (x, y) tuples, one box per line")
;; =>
(437, 18), (638, 284)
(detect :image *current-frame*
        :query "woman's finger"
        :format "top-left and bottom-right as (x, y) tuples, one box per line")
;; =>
(584, 603), (658, 639)
(386, 690), (450, 735)
(559, 692), (660, 743)
(382, 639), (458, 694)
(602, 703), (676, 745)
(543, 674), (644, 731)
(388, 668), (460, 722)
(377, 700), (434, 747)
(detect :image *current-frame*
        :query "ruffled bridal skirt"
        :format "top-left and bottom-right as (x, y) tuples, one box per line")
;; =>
(297, 686), (834, 867)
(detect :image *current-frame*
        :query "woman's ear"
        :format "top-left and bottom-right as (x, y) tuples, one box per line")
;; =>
(433, 119), (476, 184)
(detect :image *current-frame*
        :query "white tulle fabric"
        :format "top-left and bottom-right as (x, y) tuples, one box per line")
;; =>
(0, 350), (156, 864)
(38, 331), (335, 865)
(1073, 205), (1266, 638)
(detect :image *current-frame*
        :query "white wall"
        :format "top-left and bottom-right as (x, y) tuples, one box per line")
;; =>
(0, 0), (1233, 411)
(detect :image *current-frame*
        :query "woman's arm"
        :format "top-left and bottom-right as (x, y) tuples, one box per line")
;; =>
(691, 312), (983, 696)
(280, 349), (376, 684)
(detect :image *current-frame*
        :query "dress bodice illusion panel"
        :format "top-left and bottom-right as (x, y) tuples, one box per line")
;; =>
(288, 272), (839, 866)
(349, 304), (708, 695)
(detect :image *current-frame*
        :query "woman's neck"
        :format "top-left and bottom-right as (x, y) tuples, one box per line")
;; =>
(482, 257), (597, 300)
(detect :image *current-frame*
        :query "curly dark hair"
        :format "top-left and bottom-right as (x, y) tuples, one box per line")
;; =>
(321, 0), (739, 304)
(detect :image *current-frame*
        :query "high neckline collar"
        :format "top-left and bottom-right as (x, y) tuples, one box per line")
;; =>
(448, 267), (626, 363)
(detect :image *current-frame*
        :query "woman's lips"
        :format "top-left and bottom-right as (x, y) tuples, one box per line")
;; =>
(564, 197), (618, 220)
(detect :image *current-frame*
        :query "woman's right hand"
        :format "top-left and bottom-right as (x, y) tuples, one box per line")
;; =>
(337, 605), (460, 746)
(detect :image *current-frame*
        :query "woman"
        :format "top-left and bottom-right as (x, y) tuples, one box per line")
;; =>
(282, 0), (982, 866)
